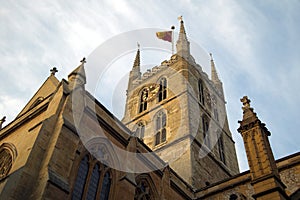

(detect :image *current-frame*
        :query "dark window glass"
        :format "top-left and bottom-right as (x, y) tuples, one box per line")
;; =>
(218, 134), (226, 164)
(100, 172), (111, 200)
(72, 156), (89, 200)
(199, 80), (205, 105)
(229, 194), (238, 200)
(86, 164), (100, 200)
(139, 89), (148, 113)
(155, 132), (161, 145)
(158, 78), (167, 102)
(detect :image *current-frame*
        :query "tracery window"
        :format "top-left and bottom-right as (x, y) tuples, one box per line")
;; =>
(135, 122), (145, 139)
(71, 156), (112, 200)
(139, 88), (148, 113)
(154, 111), (167, 146)
(198, 80), (205, 105)
(134, 175), (157, 200)
(100, 172), (111, 200)
(158, 78), (167, 102)
(202, 116), (210, 148)
(218, 134), (226, 164)
(0, 143), (17, 180)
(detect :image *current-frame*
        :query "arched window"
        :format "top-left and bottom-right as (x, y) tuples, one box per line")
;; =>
(139, 88), (148, 113)
(0, 143), (17, 180)
(86, 164), (100, 200)
(135, 175), (158, 200)
(155, 111), (167, 146)
(135, 180), (151, 200)
(71, 156), (112, 200)
(198, 80), (205, 105)
(135, 122), (145, 139)
(218, 134), (226, 164)
(100, 171), (111, 200)
(202, 116), (210, 148)
(72, 156), (89, 200)
(158, 78), (167, 102)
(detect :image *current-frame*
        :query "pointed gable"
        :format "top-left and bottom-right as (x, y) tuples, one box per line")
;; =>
(16, 75), (59, 118)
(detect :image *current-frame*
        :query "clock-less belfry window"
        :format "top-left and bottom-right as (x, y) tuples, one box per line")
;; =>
(139, 88), (148, 113)
(158, 77), (167, 102)
(155, 111), (167, 145)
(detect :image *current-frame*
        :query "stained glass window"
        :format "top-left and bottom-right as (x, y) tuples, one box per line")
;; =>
(100, 172), (111, 200)
(86, 164), (100, 200)
(72, 156), (89, 200)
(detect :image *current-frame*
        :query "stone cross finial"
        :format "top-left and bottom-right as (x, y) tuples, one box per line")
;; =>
(0, 116), (6, 129)
(241, 96), (251, 109)
(80, 57), (86, 64)
(50, 67), (58, 76)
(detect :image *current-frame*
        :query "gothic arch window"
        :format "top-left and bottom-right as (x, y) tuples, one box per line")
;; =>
(198, 79), (205, 105)
(158, 77), (167, 102)
(218, 134), (226, 164)
(135, 121), (145, 139)
(202, 115), (210, 148)
(100, 171), (111, 200)
(86, 164), (100, 200)
(0, 143), (17, 180)
(154, 111), (167, 146)
(135, 174), (158, 200)
(71, 155), (113, 200)
(72, 156), (89, 200)
(139, 88), (148, 113)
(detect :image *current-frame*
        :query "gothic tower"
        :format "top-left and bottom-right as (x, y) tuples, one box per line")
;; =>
(122, 19), (239, 188)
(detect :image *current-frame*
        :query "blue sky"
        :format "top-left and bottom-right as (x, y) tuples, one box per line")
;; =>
(1, 0), (299, 172)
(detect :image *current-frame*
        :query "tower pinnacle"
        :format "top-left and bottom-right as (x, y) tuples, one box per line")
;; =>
(210, 53), (221, 83)
(176, 17), (190, 59)
(133, 43), (140, 69)
(68, 57), (87, 88)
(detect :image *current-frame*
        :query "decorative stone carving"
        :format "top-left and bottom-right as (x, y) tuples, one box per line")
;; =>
(0, 143), (17, 180)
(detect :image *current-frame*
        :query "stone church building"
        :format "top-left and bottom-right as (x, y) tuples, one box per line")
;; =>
(0, 20), (299, 199)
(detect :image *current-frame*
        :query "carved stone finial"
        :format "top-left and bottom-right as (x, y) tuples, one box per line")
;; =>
(178, 15), (183, 22)
(80, 57), (86, 64)
(0, 116), (6, 129)
(50, 67), (58, 76)
(241, 96), (251, 110)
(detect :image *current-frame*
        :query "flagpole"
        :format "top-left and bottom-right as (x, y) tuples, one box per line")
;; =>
(171, 26), (175, 55)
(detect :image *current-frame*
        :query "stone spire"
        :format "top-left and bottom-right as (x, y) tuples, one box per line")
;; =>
(237, 96), (288, 199)
(68, 57), (87, 89)
(210, 53), (221, 83)
(176, 17), (190, 59)
(210, 53), (224, 96)
(127, 45), (141, 91)
(133, 44), (141, 70)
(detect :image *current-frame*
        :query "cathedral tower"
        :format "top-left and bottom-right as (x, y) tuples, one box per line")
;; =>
(122, 19), (239, 188)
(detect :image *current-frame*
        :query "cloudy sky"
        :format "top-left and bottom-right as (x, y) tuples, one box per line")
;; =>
(1, 0), (299, 172)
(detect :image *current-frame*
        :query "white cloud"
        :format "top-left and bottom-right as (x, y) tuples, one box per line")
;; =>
(0, 0), (299, 173)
